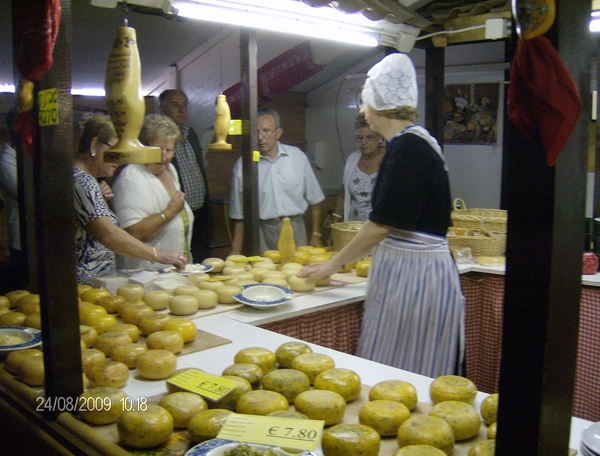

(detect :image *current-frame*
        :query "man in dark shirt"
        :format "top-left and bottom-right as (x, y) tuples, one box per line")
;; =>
(159, 89), (211, 262)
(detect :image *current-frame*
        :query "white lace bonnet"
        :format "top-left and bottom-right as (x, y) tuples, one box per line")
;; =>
(362, 53), (418, 110)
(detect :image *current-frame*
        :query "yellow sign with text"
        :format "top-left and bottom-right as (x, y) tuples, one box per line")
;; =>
(38, 88), (59, 126)
(166, 370), (240, 401)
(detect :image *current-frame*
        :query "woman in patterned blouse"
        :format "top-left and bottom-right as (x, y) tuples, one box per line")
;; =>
(72, 113), (186, 283)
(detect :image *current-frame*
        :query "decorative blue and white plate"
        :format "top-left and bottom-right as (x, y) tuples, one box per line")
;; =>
(177, 263), (214, 275)
(234, 283), (294, 310)
(0, 326), (42, 354)
(185, 438), (315, 456)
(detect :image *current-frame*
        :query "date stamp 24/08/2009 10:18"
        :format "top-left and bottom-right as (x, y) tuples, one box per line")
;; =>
(35, 395), (148, 413)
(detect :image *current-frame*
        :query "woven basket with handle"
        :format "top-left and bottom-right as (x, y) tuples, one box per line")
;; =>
(331, 221), (364, 251)
(451, 198), (508, 233)
(447, 227), (506, 257)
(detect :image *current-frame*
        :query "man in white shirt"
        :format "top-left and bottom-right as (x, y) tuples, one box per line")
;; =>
(229, 109), (325, 254)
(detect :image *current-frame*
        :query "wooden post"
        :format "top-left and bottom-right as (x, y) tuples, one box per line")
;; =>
(425, 46), (445, 145)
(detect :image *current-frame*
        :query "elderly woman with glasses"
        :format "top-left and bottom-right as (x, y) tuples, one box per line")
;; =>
(333, 113), (385, 222)
(111, 114), (194, 271)
(73, 113), (186, 283)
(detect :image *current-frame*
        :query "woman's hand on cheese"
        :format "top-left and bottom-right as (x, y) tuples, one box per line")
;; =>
(298, 259), (340, 280)
(159, 250), (187, 270)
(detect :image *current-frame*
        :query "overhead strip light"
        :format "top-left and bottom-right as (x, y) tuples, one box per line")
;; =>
(172, 0), (420, 51)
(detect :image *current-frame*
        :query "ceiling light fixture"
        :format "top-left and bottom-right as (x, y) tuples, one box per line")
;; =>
(172, 0), (420, 52)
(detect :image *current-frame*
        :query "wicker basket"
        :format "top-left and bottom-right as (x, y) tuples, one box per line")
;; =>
(447, 227), (506, 257)
(451, 198), (508, 233)
(331, 221), (364, 251)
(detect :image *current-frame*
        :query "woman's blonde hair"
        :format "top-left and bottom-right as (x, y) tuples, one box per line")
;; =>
(140, 114), (181, 145)
(371, 105), (419, 123)
(77, 113), (116, 156)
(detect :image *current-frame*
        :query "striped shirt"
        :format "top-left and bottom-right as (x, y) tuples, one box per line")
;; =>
(175, 125), (205, 210)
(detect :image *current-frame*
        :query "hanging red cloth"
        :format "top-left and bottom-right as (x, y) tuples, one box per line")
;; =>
(507, 35), (581, 167)
(12, 0), (61, 157)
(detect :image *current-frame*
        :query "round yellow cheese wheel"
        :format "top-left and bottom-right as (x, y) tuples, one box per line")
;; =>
(236, 390), (289, 416)
(321, 423), (380, 456)
(79, 304), (108, 325)
(294, 390), (346, 425)
(0, 311), (27, 326)
(77, 284), (93, 296)
(249, 267), (269, 282)
(80, 327), (99, 349)
(222, 277), (240, 286)
(24, 312), (42, 330)
(359, 400), (411, 437)
(17, 293), (40, 312)
(6, 289), (30, 308)
(397, 416), (455, 456)
(260, 368), (310, 404)
(468, 439), (495, 456)
(187, 409), (235, 443)
(169, 295), (199, 315)
(87, 313), (118, 334)
(202, 257), (225, 273)
(234, 347), (276, 374)
(19, 301), (40, 316)
(480, 393), (498, 425)
(110, 323), (140, 342)
(192, 289), (219, 309)
(275, 341), (313, 368)
(0, 295), (9, 309)
(313, 368), (361, 402)
(174, 285), (201, 296)
(186, 274), (210, 288)
(97, 295), (126, 314)
(81, 348), (106, 375)
(117, 284), (145, 303)
(110, 343), (147, 369)
(87, 360), (130, 388)
(261, 271), (286, 281)
(142, 290), (170, 310)
(263, 278), (290, 288)
(5, 348), (43, 375)
(164, 318), (197, 343)
(262, 250), (281, 263)
(215, 285), (243, 304)
(94, 331), (133, 356)
(487, 422), (497, 439)
(146, 330), (185, 354)
(288, 275), (316, 292)
(429, 375), (477, 405)
(291, 352), (335, 384)
(232, 271), (254, 282)
(135, 349), (177, 380)
(429, 400), (481, 440)
(292, 250), (310, 265)
(118, 302), (155, 326)
(393, 445), (447, 456)
(226, 254), (248, 267)
(18, 355), (45, 386)
(117, 404), (174, 449)
(253, 260), (276, 271)
(369, 380), (418, 411)
(78, 387), (127, 425)
(223, 265), (246, 276)
(159, 392), (208, 429)
(267, 410), (308, 420)
(222, 363), (264, 388)
(138, 314), (172, 336)
(208, 375), (252, 411)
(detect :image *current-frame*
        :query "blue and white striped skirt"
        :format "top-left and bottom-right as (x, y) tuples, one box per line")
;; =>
(356, 229), (465, 378)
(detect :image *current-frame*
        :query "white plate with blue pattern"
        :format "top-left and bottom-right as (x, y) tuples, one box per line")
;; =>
(234, 283), (294, 310)
(185, 438), (315, 456)
(0, 326), (42, 354)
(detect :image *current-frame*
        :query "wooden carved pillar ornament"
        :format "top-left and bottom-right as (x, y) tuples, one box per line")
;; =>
(210, 93), (232, 150)
(104, 23), (160, 164)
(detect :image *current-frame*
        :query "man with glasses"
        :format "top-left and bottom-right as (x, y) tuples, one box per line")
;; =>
(159, 89), (211, 262)
(228, 108), (325, 254)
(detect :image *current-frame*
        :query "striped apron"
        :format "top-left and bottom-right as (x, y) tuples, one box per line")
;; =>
(356, 229), (465, 378)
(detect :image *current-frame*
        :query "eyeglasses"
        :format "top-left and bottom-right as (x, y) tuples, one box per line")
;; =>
(356, 135), (379, 143)
(258, 128), (279, 137)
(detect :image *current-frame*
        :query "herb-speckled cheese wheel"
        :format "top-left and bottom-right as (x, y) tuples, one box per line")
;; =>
(234, 347), (276, 374)
(81, 349), (107, 375)
(135, 349), (177, 380)
(117, 404), (174, 449)
(236, 390), (289, 415)
(322, 423), (380, 456)
(267, 410), (308, 420)
(222, 363), (264, 388)
(260, 368), (310, 403)
(314, 368), (361, 402)
(487, 422), (497, 439)
(294, 390), (346, 425)
(429, 400), (481, 440)
(480, 393), (498, 425)
(110, 323), (140, 342)
(5, 348), (43, 375)
(208, 375), (252, 411)
(146, 330), (184, 354)
(397, 416), (455, 456)
(78, 387), (127, 425)
(275, 341), (313, 368)
(291, 352), (335, 384)
(158, 392), (208, 428)
(87, 361), (130, 388)
(393, 445), (447, 456)
(138, 314), (172, 336)
(369, 379), (418, 411)
(359, 400), (411, 437)
(468, 439), (495, 456)
(187, 409), (235, 443)
(430, 375), (477, 405)
(18, 355), (45, 386)
(110, 343), (147, 369)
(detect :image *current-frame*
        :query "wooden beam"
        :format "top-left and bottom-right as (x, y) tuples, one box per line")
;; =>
(425, 46), (445, 145)
(496, 1), (591, 453)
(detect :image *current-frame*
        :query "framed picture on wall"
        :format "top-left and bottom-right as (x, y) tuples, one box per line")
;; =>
(443, 83), (499, 145)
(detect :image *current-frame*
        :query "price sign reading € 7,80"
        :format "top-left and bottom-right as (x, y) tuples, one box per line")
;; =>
(166, 370), (240, 401)
(218, 414), (324, 452)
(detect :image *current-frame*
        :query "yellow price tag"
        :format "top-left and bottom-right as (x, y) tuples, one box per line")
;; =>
(245, 256), (265, 262)
(205, 275), (233, 282)
(229, 119), (242, 135)
(38, 88), (59, 126)
(253, 150), (261, 161)
(217, 414), (324, 451)
(166, 370), (240, 401)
